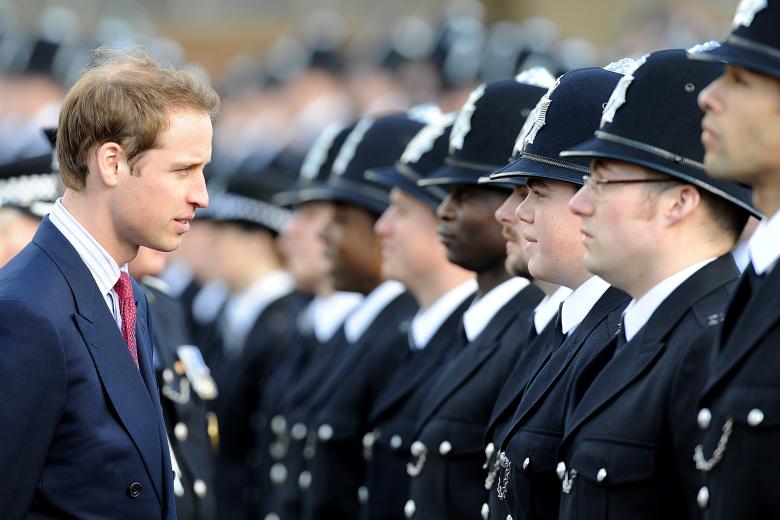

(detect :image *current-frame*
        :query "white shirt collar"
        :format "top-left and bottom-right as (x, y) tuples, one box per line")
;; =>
(561, 276), (611, 335)
(463, 277), (530, 342)
(748, 208), (780, 275)
(309, 291), (364, 343)
(622, 257), (716, 342)
(410, 279), (477, 350)
(49, 197), (125, 299)
(222, 270), (295, 353)
(344, 280), (407, 343)
(731, 240), (751, 273)
(533, 286), (573, 335)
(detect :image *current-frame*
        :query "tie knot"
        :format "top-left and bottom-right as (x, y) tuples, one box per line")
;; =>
(114, 272), (134, 301)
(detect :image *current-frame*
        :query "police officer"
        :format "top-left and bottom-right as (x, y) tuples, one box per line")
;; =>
(481, 178), (571, 520)
(296, 113), (422, 520)
(687, 0), (780, 516)
(487, 64), (632, 520)
(359, 116), (477, 519)
(558, 47), (759, 519)
(129, 247), (219, 520)
(202, 169), (310, 519)
(262, 123), (365, 520)
(400, 70), (552, 520)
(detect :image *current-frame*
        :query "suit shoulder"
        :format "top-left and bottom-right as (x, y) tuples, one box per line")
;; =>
(0, 242), (69, 303)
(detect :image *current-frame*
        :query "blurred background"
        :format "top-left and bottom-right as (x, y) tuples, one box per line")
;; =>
(0, 0), (740, 176)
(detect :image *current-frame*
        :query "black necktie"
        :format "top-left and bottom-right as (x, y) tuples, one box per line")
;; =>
(550, 302), (566, 350)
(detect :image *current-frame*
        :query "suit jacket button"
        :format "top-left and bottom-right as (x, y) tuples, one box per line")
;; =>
(697, 486), (709, 510)
(747, 408), (764, 427)
(318, 424), (334, 441)
(193, 479), (207, 497)
(481, 502), (489, 519)
(404, 499), (416, 518)
(439, 441), (452, 455)
(596, 468), (607, 482)
(391, 434), (403, 450)
(697, 408), (711, 430)
(127, 482), (142, 498)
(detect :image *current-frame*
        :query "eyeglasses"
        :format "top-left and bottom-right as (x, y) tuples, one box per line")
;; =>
(581, 175), (671, 196)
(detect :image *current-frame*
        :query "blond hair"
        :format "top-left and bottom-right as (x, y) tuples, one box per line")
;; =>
(57, 47), (220, 190)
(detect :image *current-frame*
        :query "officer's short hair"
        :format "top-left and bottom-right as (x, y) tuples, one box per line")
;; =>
(57, 46), (220, 191)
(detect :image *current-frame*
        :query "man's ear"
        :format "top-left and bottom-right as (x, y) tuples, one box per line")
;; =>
(664, 184), (701, 226)
(93, 142), (127, 187)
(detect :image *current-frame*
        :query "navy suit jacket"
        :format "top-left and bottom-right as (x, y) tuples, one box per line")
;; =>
(0, 218), (175, 519)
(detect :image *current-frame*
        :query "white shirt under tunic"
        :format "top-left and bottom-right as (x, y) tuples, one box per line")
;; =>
(462, 277), (531, 342)
(344, 280), (407, 344)
(306, 291), (364, 343)
(409, 279), (478, 350)
(221, 270), (295, 355)
(748, 208), (780, 275)
(560, 276), (611, 336)
(622, 258), (715, 342)
(49, 197), (126, 330)
(533, 286), (574, 335)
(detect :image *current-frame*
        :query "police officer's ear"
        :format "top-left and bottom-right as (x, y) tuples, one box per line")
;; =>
(663, 184), (701, 226)
(93, 141), (129, 188)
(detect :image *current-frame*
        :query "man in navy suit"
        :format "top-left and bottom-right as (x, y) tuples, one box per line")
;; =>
(0, 47), (219, 519)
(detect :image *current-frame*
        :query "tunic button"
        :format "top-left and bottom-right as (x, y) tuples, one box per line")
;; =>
(485, 442), (495, 458)
(318, 424), (334, 441)
(556, 462), (566, 480)
(264, 514), (280, 520)
(439, 441), (452, 455)
(193, 479), (207, 497)
(747, 408), (764, 427)
(174, 422), (188, 442)
(269, 463), (287, 484)
(522, 457), (531, 470)
(358, 486), (369, 503)
(596, 468), (607, 483)
(411, 441), (426, 456)
(507, 515), (513, 520)
(697, 486), (709, 510)
(291, 423), (307, 440)
(404, 499), (416, 518)
(298, 471), (312, 489)
(162, 369), (174, 383)
(363, 431), (377, 449)
(391, 434), (403, 449)
(127, 482), (143, 498)
(481, 502), (489, 520)
(697, 408), (712, 430)
(270, 415), (287, 435)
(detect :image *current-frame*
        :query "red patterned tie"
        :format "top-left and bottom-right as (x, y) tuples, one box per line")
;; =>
(114, 272), (139, 367)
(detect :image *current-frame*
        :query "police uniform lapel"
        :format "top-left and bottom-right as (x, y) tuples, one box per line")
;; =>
(34, 219), (166, 505)
(411, 289), (529, 437)
(565, 254), (739, 447)
(485, 319), (555, 437)
(703, 263), (780, 400)
(503, 287), (628, 435)
(369, 297), (471, 423)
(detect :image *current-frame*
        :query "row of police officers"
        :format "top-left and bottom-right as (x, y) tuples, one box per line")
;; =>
(0, 0), (777, 518)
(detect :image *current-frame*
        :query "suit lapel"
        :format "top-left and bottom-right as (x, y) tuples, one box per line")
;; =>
(703, 263), (780, 399)
(503, 287), (628, 438)
(34, 219), (165, 504)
